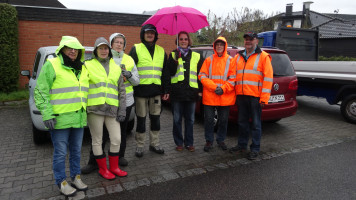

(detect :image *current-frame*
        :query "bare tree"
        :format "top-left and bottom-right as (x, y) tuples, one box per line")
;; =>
(192, 7), (280, 46)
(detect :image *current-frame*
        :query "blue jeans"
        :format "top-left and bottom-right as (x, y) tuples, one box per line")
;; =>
(204, 105), (230, 144)
(236, 95), (262, 152)
(172, 101), (195, 147)
(50, 128), (84, 185)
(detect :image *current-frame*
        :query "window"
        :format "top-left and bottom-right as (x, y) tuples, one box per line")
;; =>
(270, 53), (295, 76)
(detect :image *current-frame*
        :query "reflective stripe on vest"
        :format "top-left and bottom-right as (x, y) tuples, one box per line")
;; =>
(49, 57), (88, 114)
(135, 43), (164, 85)
(86, 58), (121, 107)
(171, 51), (199, 88)
(236, 54), (264, 87)
(121, 54), (135, 95)
(203, 55), (233, 87)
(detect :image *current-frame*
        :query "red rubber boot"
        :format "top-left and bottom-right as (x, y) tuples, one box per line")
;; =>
(95, 157), (115, 180)
(109, 155), (128, 177)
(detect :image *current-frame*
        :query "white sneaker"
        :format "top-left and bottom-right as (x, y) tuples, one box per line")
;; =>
(59, 180), (77, 197)
(71, 175), (88, 191)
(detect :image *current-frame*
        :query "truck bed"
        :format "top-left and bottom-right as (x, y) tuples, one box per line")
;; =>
(292, 61), (356, 82)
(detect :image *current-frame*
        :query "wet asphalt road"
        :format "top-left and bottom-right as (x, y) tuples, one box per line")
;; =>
(96, 140), (356, 200)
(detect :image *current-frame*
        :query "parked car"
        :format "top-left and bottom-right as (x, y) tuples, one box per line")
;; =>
(21, 46), (135, 144)
(190, 45), (298, 124)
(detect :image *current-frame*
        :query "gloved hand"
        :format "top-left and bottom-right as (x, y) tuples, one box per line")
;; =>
(116, 115), (126, 122)
(44, 118), (57, 130)
(122, 70), (132, 79)
(215, 86), (224, 95)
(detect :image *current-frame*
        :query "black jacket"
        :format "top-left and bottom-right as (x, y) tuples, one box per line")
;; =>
(167, 49), (204, 101)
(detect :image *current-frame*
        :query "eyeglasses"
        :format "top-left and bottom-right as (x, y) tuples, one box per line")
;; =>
(179, 38), (188, 41)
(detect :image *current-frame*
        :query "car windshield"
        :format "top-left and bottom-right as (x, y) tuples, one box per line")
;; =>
(270, 53), (295, 76)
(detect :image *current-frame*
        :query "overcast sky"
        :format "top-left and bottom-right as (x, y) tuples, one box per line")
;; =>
(58, 0), (356, 17)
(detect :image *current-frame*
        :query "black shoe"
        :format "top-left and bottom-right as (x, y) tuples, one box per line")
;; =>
(135, 147), (144, 158)
(247, 151), (259, 160)
(119, 157), (128, 166)
(149, 145), (165, 154)
(217, 141), (228, 150)
(229, 146), (246, 154)
(203, 142), (213, 152)
(81, 163), (98, 174)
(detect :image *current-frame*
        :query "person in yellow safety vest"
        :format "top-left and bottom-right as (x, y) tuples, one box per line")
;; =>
(85, 37), (127, 180)
(229, 31), (273, 160)
(198, 36), (236, 152)
(129, 24), (171, 157)
(168, 31), (204, 152)
(81, 33), (140, 175)
(34, 36), (89, 197)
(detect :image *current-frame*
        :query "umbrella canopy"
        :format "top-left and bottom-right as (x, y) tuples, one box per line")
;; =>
(142, 5), (209, 35)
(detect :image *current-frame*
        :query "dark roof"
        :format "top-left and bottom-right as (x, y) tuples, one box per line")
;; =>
(1, 0), (65, 8)
(312, 18), (356, 39)
(14, 5), (150, 26)
(323, 13), (356, 21)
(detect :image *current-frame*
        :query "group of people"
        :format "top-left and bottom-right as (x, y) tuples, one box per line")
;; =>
(34, 23), (273, 197)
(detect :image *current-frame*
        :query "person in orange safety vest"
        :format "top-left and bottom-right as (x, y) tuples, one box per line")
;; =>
(198, 36), (236, 152)
(229, 31), (273, 160)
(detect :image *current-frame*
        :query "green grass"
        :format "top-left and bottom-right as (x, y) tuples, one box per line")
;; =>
(0, 89), (29, 102)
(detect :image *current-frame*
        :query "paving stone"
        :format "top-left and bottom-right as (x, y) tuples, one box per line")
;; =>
(69, 191), (86, 200)
(162, 172), (179, 181)
(86, 187), (106, 198)
(1, 185), (22, 195)
(137, 178), (151, 187)
(214, 163), (229, 169)
(47, 195), (66, 200)
(205, 165), (217, 172)
(150, 175), (165, 184)
(106, 183), (124, 194)
(122, 181), (138, 190)
(9, 190), (32, 200)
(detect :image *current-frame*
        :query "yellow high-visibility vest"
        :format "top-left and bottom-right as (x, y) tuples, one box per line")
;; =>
(49, 57), (89, 113)
(171, 51), (200, 88)
(135, 43), (165, 85)
(85, 58), (121, 107)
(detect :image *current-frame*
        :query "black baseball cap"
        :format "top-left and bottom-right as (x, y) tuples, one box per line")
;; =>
(243, 31), (258, 39)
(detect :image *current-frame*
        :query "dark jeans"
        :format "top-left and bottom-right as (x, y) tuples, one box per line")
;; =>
(87, 105), (133, 164)
(204, 105), (230, 144)
(172, 101), (196, 147)
(236, 95), (262, 152)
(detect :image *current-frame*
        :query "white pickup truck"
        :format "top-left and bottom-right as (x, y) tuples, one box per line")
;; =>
(21, 46), (135, 144)
(292, 61), (356, 124)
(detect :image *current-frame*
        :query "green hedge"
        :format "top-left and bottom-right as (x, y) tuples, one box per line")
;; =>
(319, 56), (356, 61)
(0, 3), (19, 93)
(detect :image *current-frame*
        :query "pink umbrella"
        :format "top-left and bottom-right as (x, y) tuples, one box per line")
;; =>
(142, 5), (209, 35)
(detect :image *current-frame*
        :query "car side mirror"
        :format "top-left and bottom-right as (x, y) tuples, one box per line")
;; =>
(21, 70), (31, 79)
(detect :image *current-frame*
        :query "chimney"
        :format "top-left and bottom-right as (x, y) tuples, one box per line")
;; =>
(303, 1), (313, 28)
(286, 3), (293, 16)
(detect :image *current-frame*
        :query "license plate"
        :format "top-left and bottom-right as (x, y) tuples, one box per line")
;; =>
(268, 95), (285, 103)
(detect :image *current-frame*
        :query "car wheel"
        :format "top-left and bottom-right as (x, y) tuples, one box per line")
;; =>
(127, 118), (135, 134)
(32, 123), (48, 145)
(340, 95), (356, 124)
